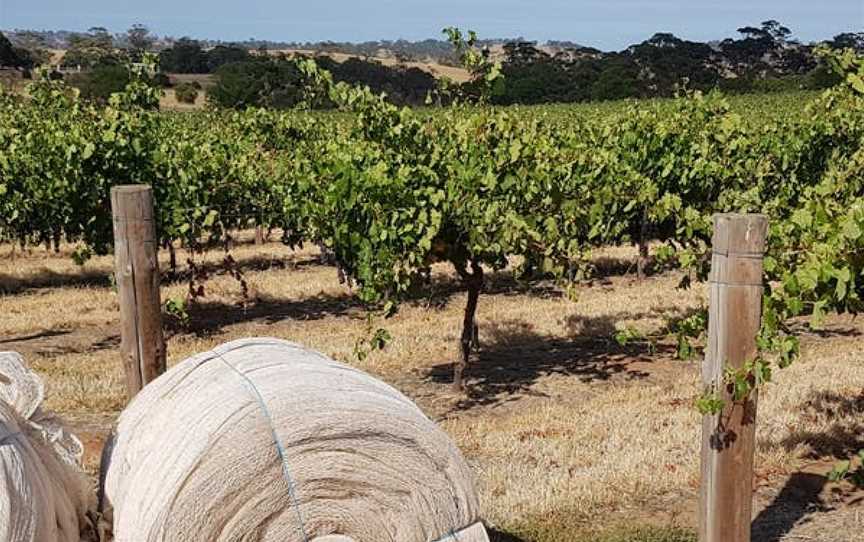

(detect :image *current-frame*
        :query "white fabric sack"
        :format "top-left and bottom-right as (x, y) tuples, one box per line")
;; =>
(0, 352), (95, 542)
(102, 338), (488, 542)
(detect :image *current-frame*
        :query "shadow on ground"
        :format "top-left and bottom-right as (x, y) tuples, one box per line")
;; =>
(425, 311), (688, 411)
(177, 291), (362, 336)
(0, 329), (71, 344)
(0, 252), (324, 295)
(401, 270), (563, 312)
(487, 528), (530, 542)
(0, 268), (112, 294)
(778, 389), (864, 459)
(0, 328), (120, 360)
(751, 388), (864, 540)
(751, 472), (830, 542)
(161, 253), (325, 286)
(788, 318), (863, 340)
(1, 239), (656, 297)
(171, 266), (590, 337)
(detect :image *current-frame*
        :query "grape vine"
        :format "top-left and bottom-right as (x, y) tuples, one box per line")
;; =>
(0, 43), (861, 399)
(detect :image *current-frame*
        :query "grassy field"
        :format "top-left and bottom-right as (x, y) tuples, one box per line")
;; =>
(159, 86), (209, 110)
(1, 234), (862, 541)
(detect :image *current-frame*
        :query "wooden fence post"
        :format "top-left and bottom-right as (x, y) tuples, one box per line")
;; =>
(699, 213), (768, 542)
(111, 185), (166, 399)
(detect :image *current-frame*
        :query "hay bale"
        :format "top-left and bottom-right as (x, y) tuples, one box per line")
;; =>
(102, 338), (488, 542)
(0, 352), (95, 542)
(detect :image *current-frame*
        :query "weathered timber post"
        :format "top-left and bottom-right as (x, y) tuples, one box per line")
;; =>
(111, 185), (166, 399)
(699, 213), (768, 542)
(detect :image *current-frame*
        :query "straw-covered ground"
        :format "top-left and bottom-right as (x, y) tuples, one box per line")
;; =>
(1, 235), (862, 542)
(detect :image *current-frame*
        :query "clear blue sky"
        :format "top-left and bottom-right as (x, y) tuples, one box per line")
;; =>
(1, 0), (861, 50)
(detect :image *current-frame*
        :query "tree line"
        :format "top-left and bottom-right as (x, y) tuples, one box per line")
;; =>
(0, 27), (439, 107)
(2, 21), (862, 107)
(492, 22), (863, 103)
(158, 39), (438, 108)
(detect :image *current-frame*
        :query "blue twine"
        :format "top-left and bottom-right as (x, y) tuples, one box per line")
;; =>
(210, 342), (472, 542)
(212, 349), (309, 542)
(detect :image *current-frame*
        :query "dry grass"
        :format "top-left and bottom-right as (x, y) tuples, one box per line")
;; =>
(270, 49), (472, 83)
(160, 88), (208, 111)
(159, 74), (214, 111)
(1, 236), (862, 541)
(166, 73), (216, 88)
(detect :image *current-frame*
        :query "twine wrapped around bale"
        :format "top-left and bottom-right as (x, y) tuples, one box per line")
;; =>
(0, 352), (95, 542)
(102, 338), (488, 542)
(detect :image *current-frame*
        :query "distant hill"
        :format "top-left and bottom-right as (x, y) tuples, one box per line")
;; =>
(4, 24), (862, 108)
(270, 49), (471, 82)
(5, 29), (589, 69)
(42, 45), (471, 83)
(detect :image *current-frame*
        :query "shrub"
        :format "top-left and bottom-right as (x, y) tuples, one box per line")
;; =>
(208, 59), (303, 109)
(66, 63), (130, 103)
(174, 82), (199, 104)
(151, 72), (171, 88)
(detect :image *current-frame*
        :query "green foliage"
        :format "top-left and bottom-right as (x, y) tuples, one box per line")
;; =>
(164, 297), (190, 326)
(828, 450), (864, 487)
(695, 389), (725, 416)
(442, 27), (504, 102)
(205, 45), (254, 72)
(126, 24), (154, 56)
(158, 40), (255, 74)
(1, 31), (50, 70)
(151, 72), (171, 88)
(315, 55), (437, 107)
(1, 48), (863, 394)
(613, 326), (643, 346)
(62, 28), (120, 69)
(0, 54), (310, 255)
(174, 82), (199, 104)
(0, 31), (35, 70)
(209, 58), (305, 109)
(158, 38), (210, 73)
(67, 62), (131, 103)
(294, 59), (591, 314)
(589, 61), (642, 101)
(71, 245), (93, 266)
(490, 21), (843, 106)
(353, 315), (392, 361)
(724, 359), (773, 402)
(668, 310), (708, 360)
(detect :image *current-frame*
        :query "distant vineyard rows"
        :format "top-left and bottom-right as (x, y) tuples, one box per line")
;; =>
(1, 51), (862, 393)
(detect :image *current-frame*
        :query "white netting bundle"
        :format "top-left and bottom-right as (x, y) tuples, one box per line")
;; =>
(102, 338), (488, 542)
(0, 352), (95, 542)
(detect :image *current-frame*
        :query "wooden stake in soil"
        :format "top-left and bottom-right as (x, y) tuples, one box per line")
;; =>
(699, 213), (768, 542)
(111, 185), (166, 399)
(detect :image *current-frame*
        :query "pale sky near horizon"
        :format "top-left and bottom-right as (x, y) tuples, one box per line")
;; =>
(0, 0), (861, 51)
